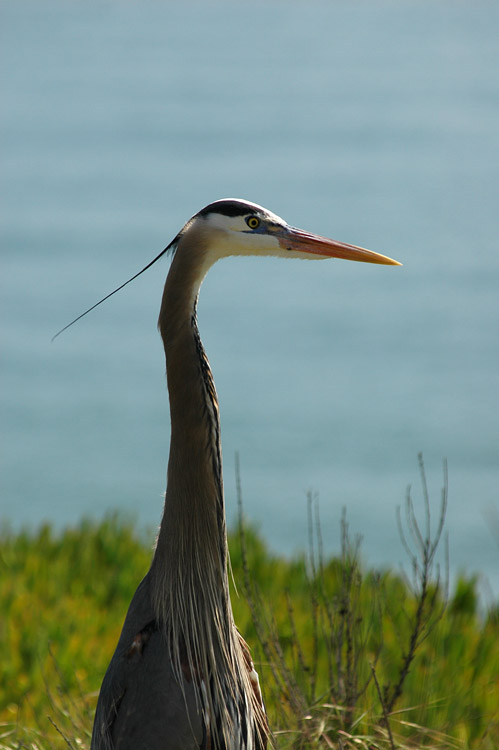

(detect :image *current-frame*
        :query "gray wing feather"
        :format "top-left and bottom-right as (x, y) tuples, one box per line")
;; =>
(91, 574), (204, 750)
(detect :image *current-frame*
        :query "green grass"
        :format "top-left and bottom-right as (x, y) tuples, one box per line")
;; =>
(0, 503), (497, 749)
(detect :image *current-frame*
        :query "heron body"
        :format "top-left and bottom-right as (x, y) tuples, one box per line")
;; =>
(88, 199), (400, 749)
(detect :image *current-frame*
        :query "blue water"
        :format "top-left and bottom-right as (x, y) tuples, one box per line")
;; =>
(1, 1), (498, 599)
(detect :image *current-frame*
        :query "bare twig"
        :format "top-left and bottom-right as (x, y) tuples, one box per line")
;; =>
(370, 662), (396, 750)
(385, 455), (448, 713)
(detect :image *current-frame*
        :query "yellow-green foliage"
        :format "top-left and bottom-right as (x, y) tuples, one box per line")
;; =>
(0, 515), (497, 749)
(0, 515), (151, 735)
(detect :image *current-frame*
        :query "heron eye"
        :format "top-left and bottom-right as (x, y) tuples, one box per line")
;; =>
(246, 216), (260, 230)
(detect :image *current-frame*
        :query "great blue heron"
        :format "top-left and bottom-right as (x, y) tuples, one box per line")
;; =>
(57, 199), (400, 749)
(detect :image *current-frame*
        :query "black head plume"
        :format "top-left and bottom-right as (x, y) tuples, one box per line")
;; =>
(51, 240), (176, 341)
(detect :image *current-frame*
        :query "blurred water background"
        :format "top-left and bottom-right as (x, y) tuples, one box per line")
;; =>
(1, 1), (498, 598)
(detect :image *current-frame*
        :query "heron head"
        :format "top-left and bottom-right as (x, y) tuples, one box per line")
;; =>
(183, 198), (401, 266)
(52, 198), (400, 341)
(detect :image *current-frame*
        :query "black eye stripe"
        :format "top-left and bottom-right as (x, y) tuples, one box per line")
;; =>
(197, 200), (260, 219)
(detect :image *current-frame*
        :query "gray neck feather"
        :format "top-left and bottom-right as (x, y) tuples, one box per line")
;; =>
(149, 234), (266, 748)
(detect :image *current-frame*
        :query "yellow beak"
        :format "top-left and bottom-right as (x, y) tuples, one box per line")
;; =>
(280, 226), (402, 265)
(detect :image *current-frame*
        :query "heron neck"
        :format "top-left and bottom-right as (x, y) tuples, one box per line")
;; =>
(147, 237), (268, 748)
(152, 243), (228, 604)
